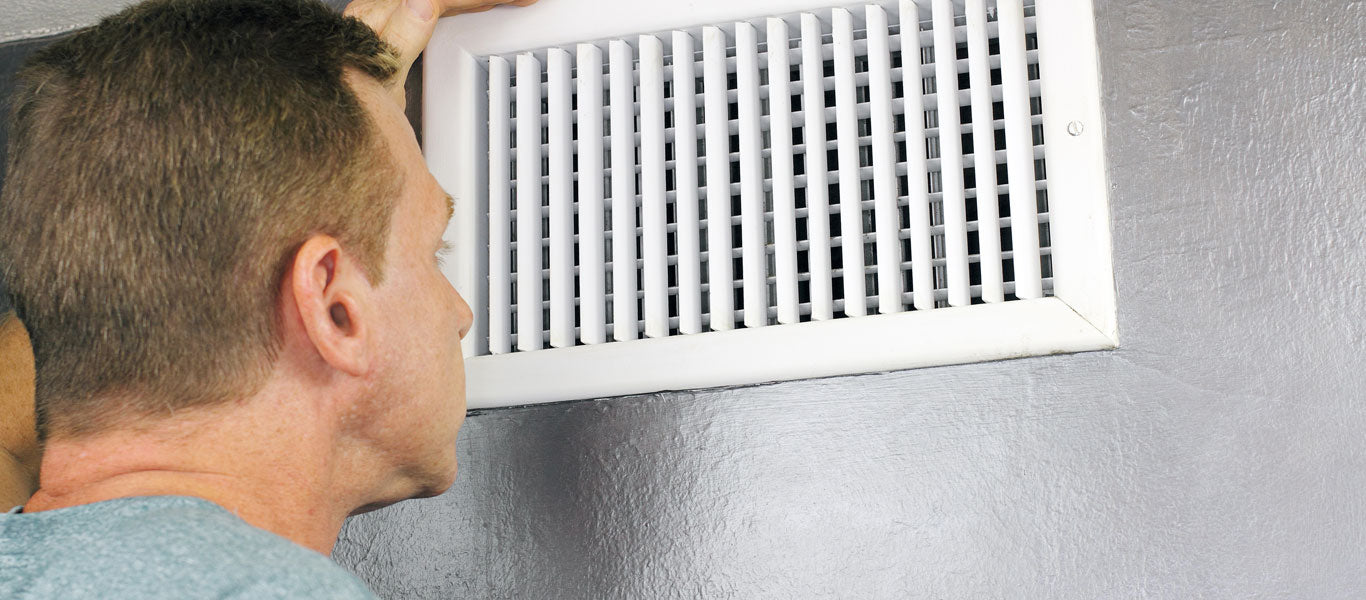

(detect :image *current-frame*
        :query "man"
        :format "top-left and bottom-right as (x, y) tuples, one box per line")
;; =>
(0, 310), (37, 510)
(0, 0), (529, 596)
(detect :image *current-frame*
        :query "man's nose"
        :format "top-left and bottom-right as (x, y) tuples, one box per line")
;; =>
(454, 290), (473, 341)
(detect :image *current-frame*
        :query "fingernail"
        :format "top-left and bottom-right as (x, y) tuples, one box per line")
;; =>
(407, 0), (434, 21)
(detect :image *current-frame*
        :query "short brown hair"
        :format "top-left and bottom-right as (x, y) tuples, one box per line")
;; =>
(0, 0), (403, 439)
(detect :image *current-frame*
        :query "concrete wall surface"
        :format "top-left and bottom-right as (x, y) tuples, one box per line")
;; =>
(332, 0), (1366, 598)
(0, 0), (137, 43)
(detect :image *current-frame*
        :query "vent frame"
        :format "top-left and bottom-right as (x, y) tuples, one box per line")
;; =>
(424, 0), (1115, 409)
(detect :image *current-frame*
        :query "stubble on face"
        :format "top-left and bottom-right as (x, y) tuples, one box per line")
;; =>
(344, 71), (471, 501)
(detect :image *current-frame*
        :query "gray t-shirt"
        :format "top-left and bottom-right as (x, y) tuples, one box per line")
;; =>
(0, 495), (378, 599)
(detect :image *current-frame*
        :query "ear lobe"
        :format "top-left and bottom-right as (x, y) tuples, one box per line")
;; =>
(289, 235), (372, 377)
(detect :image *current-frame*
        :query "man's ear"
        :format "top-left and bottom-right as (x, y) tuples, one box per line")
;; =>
(287, 235), (373, 377)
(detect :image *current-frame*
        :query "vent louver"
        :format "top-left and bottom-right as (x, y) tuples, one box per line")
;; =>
(425, 0), (1116, 408)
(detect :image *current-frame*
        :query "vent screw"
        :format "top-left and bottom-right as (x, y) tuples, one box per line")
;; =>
(1067, 120), (1085, 136)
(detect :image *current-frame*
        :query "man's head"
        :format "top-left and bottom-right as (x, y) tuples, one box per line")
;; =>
(0, 0), (466, 457)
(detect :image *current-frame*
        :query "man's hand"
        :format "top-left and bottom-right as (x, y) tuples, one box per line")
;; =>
(344, 0), (538, 107)
(0, 314), (38, 511)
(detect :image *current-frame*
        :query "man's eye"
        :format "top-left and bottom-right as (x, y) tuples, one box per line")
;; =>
(435, 241), (454, 266)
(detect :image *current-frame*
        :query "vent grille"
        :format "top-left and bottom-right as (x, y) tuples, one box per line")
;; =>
(481, 0), (1050, 356)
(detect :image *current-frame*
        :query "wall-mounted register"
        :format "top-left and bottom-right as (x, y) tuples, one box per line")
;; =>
(425, 0), (1116, 409)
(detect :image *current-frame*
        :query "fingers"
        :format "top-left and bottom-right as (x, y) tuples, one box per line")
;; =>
(344, 0), (437, 63)
(344, 0), (440, 107)
(437, 0), (539, 17)
(450, 3), (494, 14)
(342, 0), (540, 107)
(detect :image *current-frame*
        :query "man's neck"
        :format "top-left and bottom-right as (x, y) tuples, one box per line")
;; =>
(23, 390), (387, 555)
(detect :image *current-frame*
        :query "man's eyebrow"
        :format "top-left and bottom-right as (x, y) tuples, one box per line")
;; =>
(443, 192), (454, 222)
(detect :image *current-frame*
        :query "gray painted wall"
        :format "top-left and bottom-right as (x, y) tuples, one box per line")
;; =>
(0, 0), (137, 43)
(332, 0), (1366, 598)
(1, 0), (1363, 597)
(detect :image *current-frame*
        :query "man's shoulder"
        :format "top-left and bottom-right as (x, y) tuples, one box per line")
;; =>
(0, 495), (377, 600)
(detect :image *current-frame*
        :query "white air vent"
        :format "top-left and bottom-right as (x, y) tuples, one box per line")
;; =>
(425, 0), (1115, 408)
